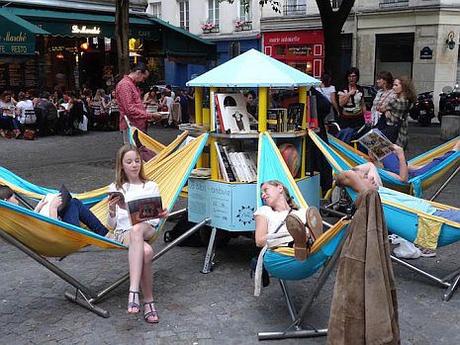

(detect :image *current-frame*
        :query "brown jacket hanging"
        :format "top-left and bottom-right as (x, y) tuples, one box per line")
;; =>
(327, 189), (400, 345)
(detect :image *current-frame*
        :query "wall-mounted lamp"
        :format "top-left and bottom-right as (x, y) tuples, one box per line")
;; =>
(446, 31), (456, 50)
(56, 52), (64, 59)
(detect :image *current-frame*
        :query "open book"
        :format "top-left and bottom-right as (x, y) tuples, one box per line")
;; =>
(357, 128), (394, 160)
(108, 188), (163, 226)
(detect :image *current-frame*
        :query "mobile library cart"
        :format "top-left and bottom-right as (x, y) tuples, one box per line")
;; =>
(184, 49), (321, 273)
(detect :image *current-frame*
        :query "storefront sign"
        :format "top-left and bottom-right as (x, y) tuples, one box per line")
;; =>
(71, 25), (101, 35)
(0, 31), (33, 55)
(420, 46), (433, 60)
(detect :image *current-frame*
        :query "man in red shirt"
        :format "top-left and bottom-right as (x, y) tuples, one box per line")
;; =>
(116, 63), (161, 143)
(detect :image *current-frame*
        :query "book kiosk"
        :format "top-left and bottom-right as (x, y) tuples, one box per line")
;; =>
(183, 49), (321, 273)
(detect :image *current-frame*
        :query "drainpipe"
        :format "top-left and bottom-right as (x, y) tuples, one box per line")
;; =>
(353, 10), (359, 67)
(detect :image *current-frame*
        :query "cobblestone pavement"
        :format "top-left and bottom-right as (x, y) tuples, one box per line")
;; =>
(1, 124), (459, 344)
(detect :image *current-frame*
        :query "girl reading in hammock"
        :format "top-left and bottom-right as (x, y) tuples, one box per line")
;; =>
(107, 144), (168, 324)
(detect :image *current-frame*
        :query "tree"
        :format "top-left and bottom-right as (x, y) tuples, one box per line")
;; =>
(115, 0), (130, 76)
(222, 0), (356, 84)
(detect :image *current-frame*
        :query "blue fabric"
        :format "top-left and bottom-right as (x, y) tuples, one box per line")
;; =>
(433, 209), (460, 223)
(60, 198), (109, 236)
(409, 151), (455, 178)
(378, 187), (437, 214)
(336, 127), (356, 144)
(381, 153), (401, 175)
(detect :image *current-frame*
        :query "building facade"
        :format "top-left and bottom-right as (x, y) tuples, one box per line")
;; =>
(152, 0), (460, 112)
(0, 0), (215, 93)
(146, 0), (262, 85)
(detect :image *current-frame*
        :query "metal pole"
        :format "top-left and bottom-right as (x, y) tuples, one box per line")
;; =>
(320, 206), (347, 218)
(90, 218), (210, 303)
(201, 226), (217, 274)
(15, 193), (35, 210)
(0, 229), (95, 297)
(279, 280), (299, 325)
(429, 165), (460, 201)
(258, 329), (328, 341)
(167, 208), (187, 219)
(390, 255), (450, 287)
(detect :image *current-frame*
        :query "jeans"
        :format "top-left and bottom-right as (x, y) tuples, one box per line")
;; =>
(0, 115), (19, 130)
(60, 198), (109, 236)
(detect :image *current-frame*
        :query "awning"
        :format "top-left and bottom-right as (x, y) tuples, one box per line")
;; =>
(4, 7), (215, 60)
(0, 9), (49, 55)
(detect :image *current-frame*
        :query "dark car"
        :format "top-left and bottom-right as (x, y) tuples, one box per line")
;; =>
(361, 85), (378, 111)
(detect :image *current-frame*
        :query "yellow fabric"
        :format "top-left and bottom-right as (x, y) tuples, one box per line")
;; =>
(409, 136), (458, 166)
(132, 127), (166, 153)
(91, 133), (208, 231)
(0, 206), (124, 257)
(274, 218), (349, 257)
(414, 216), (443, 250)
(1, 132), (188, 202)
(0, 133), (208, 257)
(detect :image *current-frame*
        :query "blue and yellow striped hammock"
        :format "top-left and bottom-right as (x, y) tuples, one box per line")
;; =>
(327, 134), (460, 197)
(309, 129), (460, 250)
(257, 132), (349, 281)
(0, 132), (208, 258)
(0, 129), (189, 205)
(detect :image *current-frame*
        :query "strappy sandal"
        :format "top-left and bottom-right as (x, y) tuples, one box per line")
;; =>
(143, 301), (159, 324)
(127, 290), (140, 314)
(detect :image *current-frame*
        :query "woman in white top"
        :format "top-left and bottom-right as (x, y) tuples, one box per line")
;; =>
(15, 91), (37, 126)
(252, 180), (323, 295)
(107, 144), (168, 324)
(315, 73), (340, 119)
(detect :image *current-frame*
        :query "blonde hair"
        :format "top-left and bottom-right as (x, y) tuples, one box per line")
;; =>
(115, 144), (147, 190)
(262, 180), (299, 210)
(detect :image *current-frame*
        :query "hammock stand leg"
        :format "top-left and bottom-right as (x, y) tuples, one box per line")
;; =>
(258, 223), (349, 341)
(201, 226), (217, 274)
(0, 229), (107, 317)
(73, 218), (211, 310)
(429, 165), (460, 201)
(390, 255), (460, 301)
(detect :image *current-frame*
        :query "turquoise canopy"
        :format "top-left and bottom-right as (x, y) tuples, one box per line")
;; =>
(186, 48), (321, 88)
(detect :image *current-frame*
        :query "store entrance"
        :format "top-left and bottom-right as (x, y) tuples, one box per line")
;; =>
(375, 33), (414, 81)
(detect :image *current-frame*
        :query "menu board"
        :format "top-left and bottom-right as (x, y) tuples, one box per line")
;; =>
(0, 63), (6, 89)
(0, 58), (38, 91)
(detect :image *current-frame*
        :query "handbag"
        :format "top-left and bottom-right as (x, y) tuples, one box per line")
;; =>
(23, 129), (36, 140)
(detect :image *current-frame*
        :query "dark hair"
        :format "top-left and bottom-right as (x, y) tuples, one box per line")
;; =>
(17, 91), (26, 101)
(245, 90), (256, 98)
(377, 71), (393, 88)
(130, 62), (147, 73)
(321, 73), (332, 87)
(40, 91), (51, 99)
(345, 67), (360, 82)
(0, 185), (14, 201)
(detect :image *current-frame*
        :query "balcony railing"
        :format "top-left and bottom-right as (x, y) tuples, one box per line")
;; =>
(283, 4), (307, 16)
(379, 0), (409, 8)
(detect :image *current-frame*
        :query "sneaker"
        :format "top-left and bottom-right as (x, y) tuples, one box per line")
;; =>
(419, 247), (437, 258)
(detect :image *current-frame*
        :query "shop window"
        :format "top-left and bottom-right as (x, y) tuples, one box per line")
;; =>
(275, 45), (286, 56)
(179, 0), (189, 31)
(287, 45), (312, 57)
(208, 0), (220, 27)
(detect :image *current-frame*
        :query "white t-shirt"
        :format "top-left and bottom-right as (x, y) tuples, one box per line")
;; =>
(16, 100), (36, 124)
(254, 205), (293, 247)
(107, 181), (161, 231)
(316, 85), (336, 103)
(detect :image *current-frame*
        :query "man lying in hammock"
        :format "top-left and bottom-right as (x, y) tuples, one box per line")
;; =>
(0, 185), (109, 236)
(334, 169), (460, 223)
(353, 140), (460, 183)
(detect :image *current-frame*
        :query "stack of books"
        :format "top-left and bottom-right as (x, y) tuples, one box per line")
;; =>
(214, 142), (257, 182)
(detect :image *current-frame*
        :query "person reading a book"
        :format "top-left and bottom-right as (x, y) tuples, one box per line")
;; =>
(361, 141), (460, 183)
(107, 144), (168, 324)
(0, 185), (109, 236)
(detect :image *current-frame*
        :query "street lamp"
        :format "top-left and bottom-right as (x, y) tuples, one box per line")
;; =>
(446, 31), (456, 50)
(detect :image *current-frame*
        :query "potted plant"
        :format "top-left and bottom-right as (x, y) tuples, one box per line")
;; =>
(201, 21), (217, 33)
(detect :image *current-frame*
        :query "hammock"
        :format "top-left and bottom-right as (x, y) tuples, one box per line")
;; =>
(127, 124), (190, 164)
(0, 133), (209, 316)
(309, 129), (460, 300)
(256, 132), (350, 340)
(327, 134), (460, 197)
(0, 130), (188, 204)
